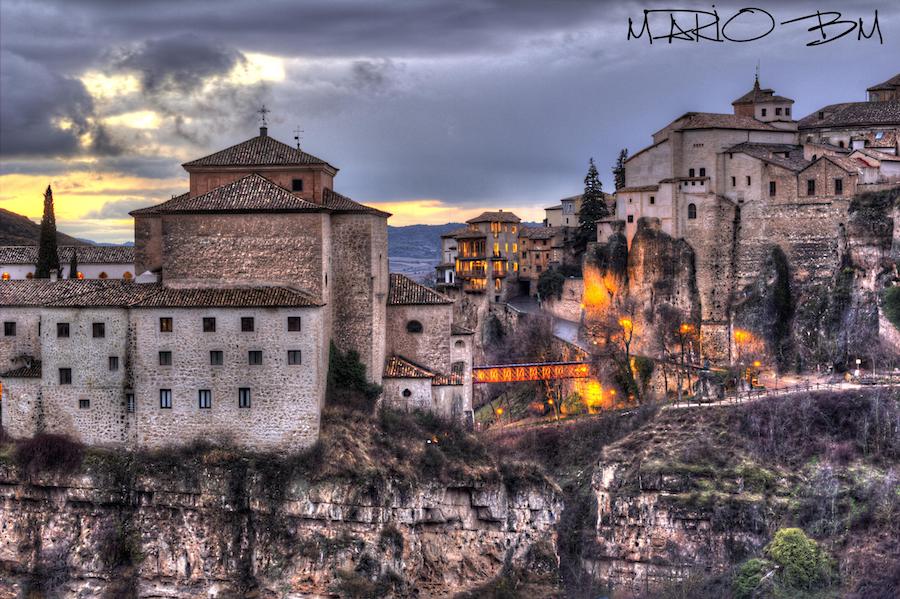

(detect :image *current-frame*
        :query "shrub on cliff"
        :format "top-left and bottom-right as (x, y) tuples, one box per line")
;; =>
(537, 269), (565, 300)
(884, 286), (900, 331)
(764, 528), (835, 590)
(733, 557), (776, 599)
(326, 342), (382, 413)
(14, 433), (83, 475)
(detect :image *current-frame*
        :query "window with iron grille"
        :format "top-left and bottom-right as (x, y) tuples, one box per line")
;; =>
(160, 389), (172, 409)
(159, 351), (172, 366)
(288, 350), (302, 365)
(249, 350), (263, 365)
(198, 389), (212, 409)
(238, 388), (251, 408)
(241, 317), (255, 332)
(126, 393), (135, 413)
(210, 350), (224, 365)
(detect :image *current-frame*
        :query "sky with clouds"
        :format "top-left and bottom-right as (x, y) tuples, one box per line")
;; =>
(0, 0), (897, 242)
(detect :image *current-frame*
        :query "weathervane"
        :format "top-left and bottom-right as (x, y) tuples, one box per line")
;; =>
(257, 105), (271, 127)
(293, 126), (305, 149)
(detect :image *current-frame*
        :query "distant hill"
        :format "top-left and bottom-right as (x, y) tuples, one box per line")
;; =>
(0, 208), (90, 246)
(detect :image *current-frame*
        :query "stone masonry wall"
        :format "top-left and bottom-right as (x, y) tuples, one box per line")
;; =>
(0, 307), (41, 372)
(386, 304), (452, 375)
(130, 306), (325, 451)
(133, 216), (163, 275)
(0, 378), (40, 438)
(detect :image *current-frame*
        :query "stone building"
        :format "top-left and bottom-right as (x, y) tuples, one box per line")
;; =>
(517, 226), (562, 295)
(867, 73), (900, 103)
(449, 211), (521, 303)
(1, 127), (469, 451)
(435, 226), (468, 290)
(544, 194), (584, 228)
(597, 73), (900, 361)
(0, 246), (135, 280)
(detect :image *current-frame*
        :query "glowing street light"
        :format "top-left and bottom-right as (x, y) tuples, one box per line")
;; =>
(619, 318), (633, 331)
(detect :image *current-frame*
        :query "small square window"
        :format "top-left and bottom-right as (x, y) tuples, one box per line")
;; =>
(59, 368), (72, 384)
(688, 168), (695, 177)
(79, 399), (90, 409)
(160, 389), (172, 409)
(92, 322), (105, 338)
(288, 350), (302, 365)
(292, 178), (303, 192)
(159, 351), (172, 366)
(249, 350), (263, 365)
(241, 317), (255, 332)
(202, 317), (216, 332)
(287, 316), (302, 331)
(198, 389), (212, 409)
(3, 322), (15, 336)
(699, 168), (706, 177)
(109, 356), (119, 371)
(239, 388), (251, 408)
(649, 196), (655, 205)
(159, 317), (173, 332)
(210, 350), (224, 366)
(627, 214), (634, 223)
(57, 322), (70, 338)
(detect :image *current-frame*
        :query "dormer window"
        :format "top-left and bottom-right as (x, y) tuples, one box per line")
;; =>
(291, 178), (303, 192)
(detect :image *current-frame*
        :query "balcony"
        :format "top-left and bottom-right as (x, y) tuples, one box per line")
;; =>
(463, 279), (487, 293)
(458, 268), (487, 279)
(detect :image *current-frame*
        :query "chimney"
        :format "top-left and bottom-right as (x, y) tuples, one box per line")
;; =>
(50, 269), (58, 282)
(259, 126), (268, 137)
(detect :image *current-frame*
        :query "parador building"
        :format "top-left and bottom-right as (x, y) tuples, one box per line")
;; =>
(0, 127), (473, 451)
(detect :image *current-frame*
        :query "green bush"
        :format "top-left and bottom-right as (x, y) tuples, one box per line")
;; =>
(884, 286), (900, 330)
(326, 343), (382, 412)
(537, 269), (566, 300)
(733, 557), (775, 599)
(764, 528), (834, 590)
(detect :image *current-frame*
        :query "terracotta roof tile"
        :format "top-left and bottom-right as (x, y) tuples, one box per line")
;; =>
(799, 101), (900, 129)
(671, 112), (780, 132)
(183, 131), (333, 169)
(441, 226), (471, 238)
(388, 273), (453, 305)
(466, 211), (521, 224)
(322, 188), (391, 217)
(732, 80), (793, 105)
(518, 226), (558, 240)
(0, 245), (134, 265)
(726, 142), (810, 172)
(432, 361), (465, 386)
(383, 355), (435, 379)
(1, 360), (41, 378)
(129, 174), (323, 215)
(867, 73), (900, 92)
(0, 280), (119, 306)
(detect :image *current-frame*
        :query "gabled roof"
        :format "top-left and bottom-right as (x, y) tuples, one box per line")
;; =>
(867, 73), (900, 92)
(850, 148), (900, 162)
(129, 174), (323, 216)
(0, 245), (134, 265)
(383, 355), (435, 379)
(182, 130), (334, 170)
(732, 78), (794, 105)
(800, 154), (860, 175)
(388, 273), (453, 305)
(519, 226), (559, 240)
(322, 188), (391, 217)
(466, 211), (521, 224)
(725, 142), (810, 172)
(668, 112), (781, 132)
(799, 101), (900, 129)
(1, 360), (41, 378)
(441, 226), (471, 238)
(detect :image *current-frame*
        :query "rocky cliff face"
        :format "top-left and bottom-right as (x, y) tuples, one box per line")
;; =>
(0, 458), (561, 598)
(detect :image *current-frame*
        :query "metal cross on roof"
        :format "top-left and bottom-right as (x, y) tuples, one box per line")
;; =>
(293, 126), (304, 149)
(257, 105), (270, 127)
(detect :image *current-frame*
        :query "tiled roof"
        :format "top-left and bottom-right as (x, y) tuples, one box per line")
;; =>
(0, 280), (322, 308)
(726, 142), (810, 172)
(867, 73), (900, 92)
(183, 131), (333, 169)
(800, 155), (860, 175)
(617, 185), (659, 193)
(803, 141), (851, 154)
(543, 204), (562, 210)
(129, 174), (323, 215)
(519, 226), (558, 240)
(388, 273), (453, 305)
(432, 361), (465, 386)
(799, 101), (900, 129)
(130, 192), (188, 216)
(322, 188), (391, 217)
(850, 129), (899, 149)
(451, 323), (475, 335)
(383, 355), (435, 379)
(732, 80), (793, 104)
(671, 112), (780, 132)
(851, 148), (900, 162)
(1, 361), (41, 378)
(466, 211), (521, 224)
(0, 245), (134, 265)
(441, 226), (471, 238)
(454, 229), (487, 239)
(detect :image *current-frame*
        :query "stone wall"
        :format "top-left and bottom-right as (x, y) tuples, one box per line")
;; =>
(330, 213), (388, 384)
(188, 167), (334, 204)
(386, 304), (452, 375)
(130, 306), (326, 451)
(0, 378), (40, 438)
(0, 307), (41, 372)
(381, 377), (433, 412)
(160, 212), (331, 302)
(542, 278), (584, 322)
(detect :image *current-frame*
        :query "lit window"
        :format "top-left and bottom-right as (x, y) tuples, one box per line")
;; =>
(238, 388), (251, 408)
(123, 271), (133, 280)
(198, 389), (212, 409)
(407, 320), (423, 333)
(59, 368), (72, 384)
(1, 273), (9, 280)
(77, 272), (84, 280)
(99, 272), (108, 279)
(288, 350), (302, 365)
(160, 389), (172, 409)
(249, 350), (263, 365)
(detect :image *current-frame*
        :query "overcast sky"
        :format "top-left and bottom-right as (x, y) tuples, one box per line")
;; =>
(0, 0), (897, 241)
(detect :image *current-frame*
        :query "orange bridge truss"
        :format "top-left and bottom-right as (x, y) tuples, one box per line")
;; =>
(472, 361), (591, 384)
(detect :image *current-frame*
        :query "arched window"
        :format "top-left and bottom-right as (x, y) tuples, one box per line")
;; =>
(123, 271), (133, 280)
(98, 272), (108, 279)
(454, 340), (465, 349)
(406, 320), (423, 333)
(687, 203), (697, 220)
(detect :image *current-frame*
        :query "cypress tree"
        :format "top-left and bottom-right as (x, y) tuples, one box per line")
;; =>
(69, 248), (79, 279)
(577, 158), (608, 248)
(613, 148), (628, 191)
(35, 185), (60, 279)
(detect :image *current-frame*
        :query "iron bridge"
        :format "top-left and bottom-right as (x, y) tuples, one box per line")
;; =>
(472, 361), (591, 384)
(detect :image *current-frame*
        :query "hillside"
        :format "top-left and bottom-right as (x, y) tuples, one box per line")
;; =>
(0, 208), (88, 246)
